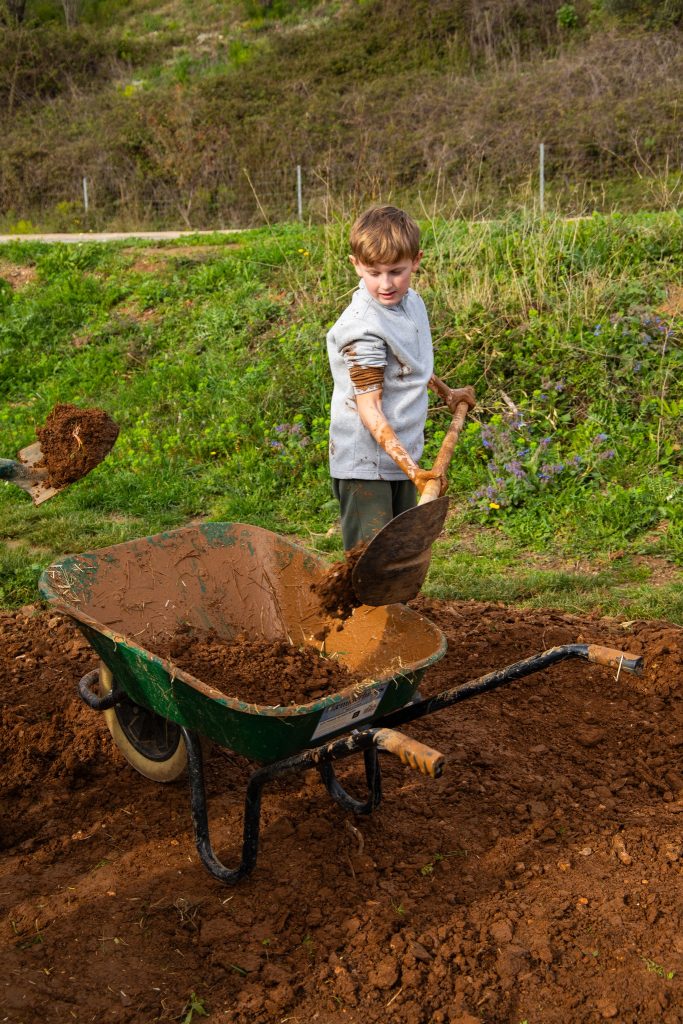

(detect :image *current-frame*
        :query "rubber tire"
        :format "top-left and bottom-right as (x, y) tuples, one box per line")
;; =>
(99, 662), (189, 783)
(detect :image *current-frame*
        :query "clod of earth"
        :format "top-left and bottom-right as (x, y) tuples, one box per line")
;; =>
(313, 541), (367, 621)
(34, 402), (119, 487)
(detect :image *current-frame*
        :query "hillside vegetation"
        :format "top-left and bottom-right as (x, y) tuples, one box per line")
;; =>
(1, 0), (683, 229)
(1, 212), (681, 619)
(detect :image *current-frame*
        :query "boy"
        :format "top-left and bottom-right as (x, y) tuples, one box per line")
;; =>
(326, 204), (476, 551)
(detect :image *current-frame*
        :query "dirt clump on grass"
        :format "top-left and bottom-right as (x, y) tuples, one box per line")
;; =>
(0, 600), (682, 1023)
(158, 626), (365, 706)
(34, 402), (119, 487)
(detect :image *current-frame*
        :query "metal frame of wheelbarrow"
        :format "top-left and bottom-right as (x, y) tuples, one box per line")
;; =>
(78, 641), (642, 885)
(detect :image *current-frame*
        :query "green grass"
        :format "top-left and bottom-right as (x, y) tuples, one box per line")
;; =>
(0, 213), (681, 620)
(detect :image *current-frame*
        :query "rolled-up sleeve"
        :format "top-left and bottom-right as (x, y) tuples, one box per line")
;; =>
(335, 326), (387, 395)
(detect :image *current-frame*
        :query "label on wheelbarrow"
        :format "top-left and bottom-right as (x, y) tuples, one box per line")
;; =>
(311, 684), (388, 741)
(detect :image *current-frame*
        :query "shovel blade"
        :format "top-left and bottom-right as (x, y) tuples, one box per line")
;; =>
(15, 443), (62, 505)
(352, 497), (449, 606)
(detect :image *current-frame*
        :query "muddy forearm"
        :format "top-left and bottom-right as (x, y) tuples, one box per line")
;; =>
(355, 391), (420, 481)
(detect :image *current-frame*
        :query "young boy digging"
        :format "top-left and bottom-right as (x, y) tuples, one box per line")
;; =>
(327, 204), (475, 553)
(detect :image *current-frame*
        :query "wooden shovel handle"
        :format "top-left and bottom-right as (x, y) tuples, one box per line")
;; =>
(419, 401), (470, 504)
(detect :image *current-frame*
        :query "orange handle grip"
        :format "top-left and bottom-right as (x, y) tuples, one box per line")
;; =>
(587, 645), (643, 676)
(374, 728), (445, 778)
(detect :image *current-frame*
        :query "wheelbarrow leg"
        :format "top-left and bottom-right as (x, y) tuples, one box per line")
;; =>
(318, 747), (382, 815)
(183, 727), (265, 884)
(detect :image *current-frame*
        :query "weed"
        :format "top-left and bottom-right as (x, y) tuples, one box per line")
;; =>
(420, 852), (445, 876)
(642, 957), (676, 980)
(181, 992), (209, 1023)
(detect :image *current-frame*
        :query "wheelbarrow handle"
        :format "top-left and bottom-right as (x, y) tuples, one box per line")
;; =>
(419, 401), (470, 504)
(586, 645), (643, 675)
(374, 727), (445, 778)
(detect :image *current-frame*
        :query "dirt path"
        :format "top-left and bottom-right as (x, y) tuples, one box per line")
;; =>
(0, 600), (681, 1024)
(0, 231), (242, 244)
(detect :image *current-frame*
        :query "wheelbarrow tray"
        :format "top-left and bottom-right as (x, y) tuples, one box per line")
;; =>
(39, 523), (446, 763)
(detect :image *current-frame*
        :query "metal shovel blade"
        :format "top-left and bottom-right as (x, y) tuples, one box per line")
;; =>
(0, 444), (62, 505)
(352, 496), (450, 606)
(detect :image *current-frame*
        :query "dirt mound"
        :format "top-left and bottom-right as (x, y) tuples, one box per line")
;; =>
(0, 601), (681, 1023)
(34, 402), (119, 487)
(160, 626), (365, 705)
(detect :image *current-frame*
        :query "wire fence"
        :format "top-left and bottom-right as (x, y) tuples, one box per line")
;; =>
(3, 146), (683, 234)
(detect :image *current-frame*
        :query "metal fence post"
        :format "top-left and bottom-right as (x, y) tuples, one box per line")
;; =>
(82, 176), (89, 216)
(539, 143), (545, 214)
(296, 164), (303, 221)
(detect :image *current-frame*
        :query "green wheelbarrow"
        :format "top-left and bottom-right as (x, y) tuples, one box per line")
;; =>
(40, 522), (644, 885)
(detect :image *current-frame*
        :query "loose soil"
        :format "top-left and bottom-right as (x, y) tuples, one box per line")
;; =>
(1, 600), (682, 1024)
(35, 403), (119, 487)
(159, 627), (364, 706)
(313, 542), (367, 621)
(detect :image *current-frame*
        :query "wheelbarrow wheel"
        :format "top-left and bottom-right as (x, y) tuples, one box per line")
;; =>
(98, 663), (189, 783)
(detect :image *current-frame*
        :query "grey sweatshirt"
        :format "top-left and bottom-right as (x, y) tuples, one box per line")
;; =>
(326, 280), (434, 480)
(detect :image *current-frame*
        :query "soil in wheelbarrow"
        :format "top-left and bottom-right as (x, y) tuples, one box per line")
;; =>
(158, 626), (366, 705)
(1, 599), (682, 1024)
(33, 402), (119, 487)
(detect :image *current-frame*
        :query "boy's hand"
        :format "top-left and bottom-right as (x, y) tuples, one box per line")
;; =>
(413, 467), (447, 497)
(427, 375), (476, 413)
(444, 385), (476, 413)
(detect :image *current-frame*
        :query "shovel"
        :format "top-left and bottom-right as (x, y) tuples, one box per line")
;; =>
(0, 443), (64, 505)
(351, 400), (470, 606)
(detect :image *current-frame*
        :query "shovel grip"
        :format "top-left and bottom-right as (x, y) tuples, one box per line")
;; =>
(0, 459), (19, 479)
(374, 728), (445, 778)
(419, 402), (470, 504)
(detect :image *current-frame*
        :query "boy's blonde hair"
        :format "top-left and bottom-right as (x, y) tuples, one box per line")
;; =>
(350, 205), (420, 265)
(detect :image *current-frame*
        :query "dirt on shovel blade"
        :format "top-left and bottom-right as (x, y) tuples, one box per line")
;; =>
(155, 626), (366, 706)
(312, 541), (367, 621)
(34, 403), (119, 487)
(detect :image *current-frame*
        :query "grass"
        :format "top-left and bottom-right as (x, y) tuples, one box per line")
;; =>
(0, 212), (681, 622)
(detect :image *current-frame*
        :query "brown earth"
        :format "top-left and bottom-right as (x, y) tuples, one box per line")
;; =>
(160, 627), (364, 706)
(35, 402), (119, 487)
(0, 600), (682, 1024)
(312, 542), (367, 621)
(0, 261), (37, 290)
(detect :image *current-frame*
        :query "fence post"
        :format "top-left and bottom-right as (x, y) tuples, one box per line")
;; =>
(82, 176), (89, 217)
(296, 164), (303, 221)
(539, 143), (545, 214)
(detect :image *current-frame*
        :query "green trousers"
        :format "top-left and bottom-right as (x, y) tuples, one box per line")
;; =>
(332, 478), (417, 551)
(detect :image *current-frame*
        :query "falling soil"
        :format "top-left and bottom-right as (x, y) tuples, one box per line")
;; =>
(312, 541), (367, 621)
(1, 600), (682, 1024)
(157, 626), (365, 706)
(34, 402), (119, 487)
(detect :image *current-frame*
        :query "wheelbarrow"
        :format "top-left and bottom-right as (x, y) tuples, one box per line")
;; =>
(40, 522), (644, 885)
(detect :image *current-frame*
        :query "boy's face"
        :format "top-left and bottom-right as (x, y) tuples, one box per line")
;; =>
(350, 253), (422, 307)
